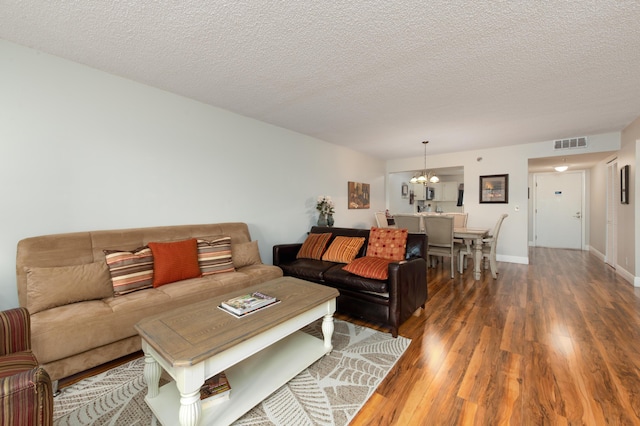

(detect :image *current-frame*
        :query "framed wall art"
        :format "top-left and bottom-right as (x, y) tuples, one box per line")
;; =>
(401, 182), (409, 198)
(621, 165), (630, 204)
(479, 174), (509, 204)
(348, 181), (370, 209)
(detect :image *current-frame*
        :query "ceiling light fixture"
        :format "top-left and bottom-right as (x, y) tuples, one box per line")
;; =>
(554, 158), (568, 172)
(409, 140), (439, 185)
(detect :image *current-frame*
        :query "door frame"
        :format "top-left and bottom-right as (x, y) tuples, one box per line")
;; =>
(532, 170), (586, 250)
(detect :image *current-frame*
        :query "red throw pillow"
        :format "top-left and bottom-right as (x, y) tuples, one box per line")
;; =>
(343, 256), (393, 280)
(148, 238), (201, 287)
(297, 233), (332, 260)
(366, 227), (408, 261)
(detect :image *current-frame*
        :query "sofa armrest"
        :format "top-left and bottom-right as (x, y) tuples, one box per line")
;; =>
(273, 244), (303, 266)
(0, 307), (31, 356)
(388, 257), (428, 302)
(0, 367), (53, 426)
(386, 257), (428, 336)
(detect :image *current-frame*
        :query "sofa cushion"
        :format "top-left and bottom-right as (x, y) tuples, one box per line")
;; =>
(148, 239), (201, 287)
(278, 259), (336, 282)
(366, 227), (408, 261)
(342, 256), (393, 280)
(321, 236), (365, 263)
(197, 237), (235, 276)
(297, 233), (331, 260)
(324, 262), (389, 293)
(104, 246), (154, 295)
(25, 262), (114, 314)
(232, 240), (262, 268)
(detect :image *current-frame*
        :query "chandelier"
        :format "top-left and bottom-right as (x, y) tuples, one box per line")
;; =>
(409, 141), (439, 185)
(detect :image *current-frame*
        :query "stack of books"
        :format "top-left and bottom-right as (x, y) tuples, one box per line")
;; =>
(200, 372), (231, 405)
(219, 291), (279, 317)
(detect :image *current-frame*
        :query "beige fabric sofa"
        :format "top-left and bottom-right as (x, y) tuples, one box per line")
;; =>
(15, 222), (283, 383)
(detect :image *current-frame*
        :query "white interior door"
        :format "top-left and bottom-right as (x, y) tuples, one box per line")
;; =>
(606, 161), (617, 267)
(534, 172), (584, 249)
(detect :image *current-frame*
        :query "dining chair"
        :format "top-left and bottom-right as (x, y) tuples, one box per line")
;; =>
(424, 215), (460, 278)
(375, 211), (397, 228)
(393, 214), (423, 233)
(374, 211), (388, 227)
(482, 213), (509, 279)
(450, 212), (468, 228)
(450, 212), (471, 270)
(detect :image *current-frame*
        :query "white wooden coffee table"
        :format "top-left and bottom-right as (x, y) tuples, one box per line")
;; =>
(134, 276), (338, 426)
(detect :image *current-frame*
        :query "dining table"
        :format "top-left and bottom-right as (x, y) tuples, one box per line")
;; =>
(453, 227), (490, 280)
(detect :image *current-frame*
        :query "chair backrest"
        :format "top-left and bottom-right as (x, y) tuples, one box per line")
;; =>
(486, 213), (508, 253)
(424, 215), (454, 247)
(491, 214), (508, 239)
(449, 212), (468, 228)
(374, 211), (388, 227)
(393, 214), (422, 233)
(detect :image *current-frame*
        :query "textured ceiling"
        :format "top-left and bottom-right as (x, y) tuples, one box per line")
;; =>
(2, 1), (640, 160)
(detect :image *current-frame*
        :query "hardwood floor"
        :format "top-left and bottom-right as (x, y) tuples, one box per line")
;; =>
(348, 247), (640, 425)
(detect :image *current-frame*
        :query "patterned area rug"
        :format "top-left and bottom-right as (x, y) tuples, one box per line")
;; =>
(53, 319), (410, 425)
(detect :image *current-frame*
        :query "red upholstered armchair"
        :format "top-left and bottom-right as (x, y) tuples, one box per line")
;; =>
(0, 307), (53, 425)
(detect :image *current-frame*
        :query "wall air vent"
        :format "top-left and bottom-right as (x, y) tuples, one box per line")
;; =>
(553, 137), (587, 150)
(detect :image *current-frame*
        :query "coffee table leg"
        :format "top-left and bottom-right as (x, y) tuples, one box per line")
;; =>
(178, 390), (201, 426)
(143, 351), (161, 398)
(322, 313), (334, 353)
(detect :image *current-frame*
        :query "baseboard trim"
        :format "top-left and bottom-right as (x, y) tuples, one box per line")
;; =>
(497, 254), (528, 265)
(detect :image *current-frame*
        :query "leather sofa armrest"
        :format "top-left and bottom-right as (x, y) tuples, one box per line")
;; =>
(386, 257), (428, 336)
(0, 308), (31, 356)
(388, 257), (427, 297)
(273, 243), (303, 266)
(0, 367), (53, 426)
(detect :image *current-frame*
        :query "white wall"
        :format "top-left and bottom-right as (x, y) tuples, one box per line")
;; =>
(588, 158), (609, 256)
(0, 40), (385, 309)
(387, 133), (621, 265)
(620, 115), (640, 281)
(387, 172), (415, 214)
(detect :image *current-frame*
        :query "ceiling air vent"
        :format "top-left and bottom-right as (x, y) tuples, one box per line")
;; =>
(554, 137), (587, 150)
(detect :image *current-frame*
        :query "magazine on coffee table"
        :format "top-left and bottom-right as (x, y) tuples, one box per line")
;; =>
(219, 291), (280, 317)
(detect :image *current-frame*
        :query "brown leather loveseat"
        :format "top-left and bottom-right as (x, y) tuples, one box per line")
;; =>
(273, 226), (427, 337)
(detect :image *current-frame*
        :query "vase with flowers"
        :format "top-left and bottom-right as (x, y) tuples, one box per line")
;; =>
(316, 195), (335, 227)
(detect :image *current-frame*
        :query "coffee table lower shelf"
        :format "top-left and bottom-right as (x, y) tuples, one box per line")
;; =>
(145, 330), (327, 425)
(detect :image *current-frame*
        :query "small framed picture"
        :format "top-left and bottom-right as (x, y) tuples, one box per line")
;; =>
(621, 165), (630, 204)
(401, 182), (409, 198)
(479, 174), (509, 204)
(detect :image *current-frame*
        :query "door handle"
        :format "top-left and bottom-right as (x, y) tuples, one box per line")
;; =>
(573, 212), (582, 219)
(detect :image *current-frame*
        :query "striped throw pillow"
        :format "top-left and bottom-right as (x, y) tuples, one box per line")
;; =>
(321, 236), (366, 263)
(343, 256), (393, 280)
(297, 233), (332, 260)
(197, 237), (235, 275)
(104, 246), (154, 295)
